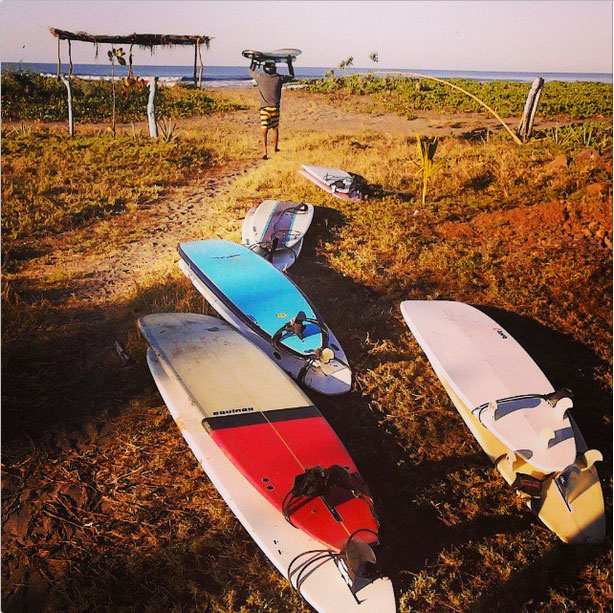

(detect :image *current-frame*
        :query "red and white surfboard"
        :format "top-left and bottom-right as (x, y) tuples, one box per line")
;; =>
(139, 313), (378, 552)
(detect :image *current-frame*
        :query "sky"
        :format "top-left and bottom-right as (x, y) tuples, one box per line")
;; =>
(1, 1), (612, 73)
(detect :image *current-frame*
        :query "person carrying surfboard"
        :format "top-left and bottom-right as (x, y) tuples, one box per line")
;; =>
(249, 58), (295, 159)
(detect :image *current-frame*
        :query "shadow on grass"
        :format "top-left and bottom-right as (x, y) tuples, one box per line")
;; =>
(285, 224), (546, 596)
(468, 541), (606, 612)
(2, 208), (610, 610)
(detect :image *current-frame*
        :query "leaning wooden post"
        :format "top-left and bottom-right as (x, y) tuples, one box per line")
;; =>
(60, 75), (75, 136)
(197, 39), (204, 88)
(193, 43), (198, 87)
(518, 77), (544, 142)
(147, 77), (159, 139)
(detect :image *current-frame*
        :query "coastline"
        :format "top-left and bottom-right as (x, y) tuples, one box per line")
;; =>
(2, 62), (612, 85)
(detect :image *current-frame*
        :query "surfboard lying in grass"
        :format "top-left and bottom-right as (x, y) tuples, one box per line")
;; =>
(299, 165), (366, 202)
(138, 313), (395, 611)
(241, 200), (314, 271)
(400, 300), (605, 544)
(178, 239), (352, 395)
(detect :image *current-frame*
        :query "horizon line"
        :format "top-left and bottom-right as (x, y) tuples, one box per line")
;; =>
(2, 61), (612, 76)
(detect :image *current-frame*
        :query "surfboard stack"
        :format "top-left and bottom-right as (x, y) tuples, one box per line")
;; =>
(138, 214), (394, 607)
(400, 300), (605, 545)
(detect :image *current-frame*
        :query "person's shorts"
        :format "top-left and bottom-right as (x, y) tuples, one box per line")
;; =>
(259, 106), (280, 129)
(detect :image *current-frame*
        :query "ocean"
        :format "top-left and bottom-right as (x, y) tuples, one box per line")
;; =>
(2, 62), (612, 86)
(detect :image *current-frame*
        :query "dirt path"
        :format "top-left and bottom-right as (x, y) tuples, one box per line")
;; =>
(188, 86), (564, 137)
(7, 159), (262, 303)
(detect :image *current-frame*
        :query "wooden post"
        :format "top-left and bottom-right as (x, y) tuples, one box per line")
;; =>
(111, 53), (116, 138)
(518, 77), (544, 142)
(68, 40), (73, 77)
(56, 38), (61, 79)
(60, 75), (74, 136)
(147, 77), (159, 139)
(193, 43), (198, 87)
(197, 40), (204, 88)
(128, 43), (134, 78)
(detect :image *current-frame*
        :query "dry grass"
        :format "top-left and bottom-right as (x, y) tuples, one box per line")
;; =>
(1, 90), (612, 612)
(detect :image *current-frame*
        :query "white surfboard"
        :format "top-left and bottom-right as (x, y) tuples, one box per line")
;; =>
(400, 300), (605, 544)
(139, 313), (396, 612)
(243, 48), (302, 62)
(241, 200), (314, 271)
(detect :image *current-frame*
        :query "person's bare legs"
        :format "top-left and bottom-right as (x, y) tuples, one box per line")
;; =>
(261, 127), (269, 159)
(272, 127), (280, 153)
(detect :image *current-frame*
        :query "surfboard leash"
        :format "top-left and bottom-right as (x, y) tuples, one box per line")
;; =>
(248, 202), (310, 264)
(281, 464), (374, 529)
(287, 528), (380, 602)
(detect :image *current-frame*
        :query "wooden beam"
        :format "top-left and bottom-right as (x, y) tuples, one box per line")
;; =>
(49, 28), (211, 47)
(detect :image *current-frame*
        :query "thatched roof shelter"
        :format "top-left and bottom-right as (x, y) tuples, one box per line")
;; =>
(49, 27), (213, 86)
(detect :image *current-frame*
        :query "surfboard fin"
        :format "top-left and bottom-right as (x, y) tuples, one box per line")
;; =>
(548, 390), (573, 422)
(545, 388), (573, 408)
(335, 533), (378, 600)
(577, 449), (603, 471)
(538, 427), (556, 449)
(504, 450), (527, 472)
(287, 528), (379, 601)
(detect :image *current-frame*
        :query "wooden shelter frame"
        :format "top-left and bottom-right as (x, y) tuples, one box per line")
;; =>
(49, 28), (213, 137)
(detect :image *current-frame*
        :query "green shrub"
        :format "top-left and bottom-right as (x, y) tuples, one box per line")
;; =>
(305, 75), (612, 119)
(1, 68), (238, 122)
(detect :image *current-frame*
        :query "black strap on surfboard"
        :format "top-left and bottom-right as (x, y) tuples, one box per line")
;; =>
(473, 388), (574, 423)
(271, 310), (330, 356)
(323, 172), (366, 198)
(282, 464), (371, 526)
(287, 528), (379, 601)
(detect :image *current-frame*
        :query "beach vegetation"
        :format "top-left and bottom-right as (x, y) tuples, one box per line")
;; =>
(305, 75), (612, 120)
(1, 131), (212, 243)
(414, 134), (442, 204)
(1, 68), (239, 123)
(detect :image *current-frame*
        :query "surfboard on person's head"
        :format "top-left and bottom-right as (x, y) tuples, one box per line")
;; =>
(243, 48), (302, 64)
(400, 299), (605, 545)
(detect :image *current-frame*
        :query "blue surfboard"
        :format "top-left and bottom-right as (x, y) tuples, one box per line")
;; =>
(178, 240), (324, 355)
(178, 240), (352, 395)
